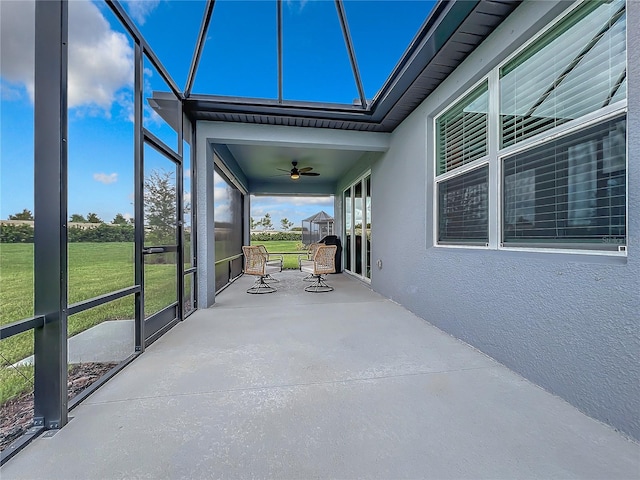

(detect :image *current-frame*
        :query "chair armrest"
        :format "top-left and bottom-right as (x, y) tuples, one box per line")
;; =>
(299, 259), (313, 271)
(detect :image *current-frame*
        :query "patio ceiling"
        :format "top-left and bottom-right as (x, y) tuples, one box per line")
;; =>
(225, 143), (372, 194)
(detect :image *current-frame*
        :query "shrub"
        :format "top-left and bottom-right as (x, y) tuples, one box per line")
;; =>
(1, 224), (34, 243)
(250, 232), (302, 242)
(68, 224), (134, 242)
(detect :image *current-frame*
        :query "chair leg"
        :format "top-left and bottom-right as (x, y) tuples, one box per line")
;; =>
(263, 273), (279, 283)
(300, 267), (322, 282)
(247, 275), (277, 294)
(304, 274), (334, 293)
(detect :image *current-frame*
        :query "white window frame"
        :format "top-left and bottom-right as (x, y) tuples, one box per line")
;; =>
(343, 170), (372, 282)
(433, 77), (491, 249)
(433, 0), (628, 256)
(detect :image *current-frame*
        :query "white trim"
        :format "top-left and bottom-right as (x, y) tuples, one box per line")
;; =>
(498, 245), (627, 257)
(434, 157), (489, 183)
(489, 69), (502, 250)
(434, 243), (490, 251)
(497, 102), (627, 158)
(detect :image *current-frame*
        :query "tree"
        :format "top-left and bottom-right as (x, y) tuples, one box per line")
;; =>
(144, 169), (176, 244)
(86, 212), (102, 223)
(70, 213), (87, 223)
(112, 213), (128, 225)
(280, 218), (293, 231)
(250, 216), (258, 230)
(261, 213), (273, 230)
(9, 209), (34, 221)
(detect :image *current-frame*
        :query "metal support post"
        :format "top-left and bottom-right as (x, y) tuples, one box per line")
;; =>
(33, 0), (69, 430)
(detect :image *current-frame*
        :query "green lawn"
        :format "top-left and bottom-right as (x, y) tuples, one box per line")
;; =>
(1, 243), (179, 366)
(1, 242), (183, 403)
(250, 240), (306, 269)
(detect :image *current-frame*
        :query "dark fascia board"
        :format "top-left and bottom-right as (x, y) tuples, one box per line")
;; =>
(184, 95), (376, 123)
(368, 0), (478, 122)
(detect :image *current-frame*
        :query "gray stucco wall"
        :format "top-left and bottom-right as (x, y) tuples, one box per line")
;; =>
(367, 0), (640, 440)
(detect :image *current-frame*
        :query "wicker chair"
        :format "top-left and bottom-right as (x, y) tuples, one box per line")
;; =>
(242, 246), (280, 294)
(300, 245), (337, 292)
(256, 244), (283, 282)
(298, 242), (321, 281)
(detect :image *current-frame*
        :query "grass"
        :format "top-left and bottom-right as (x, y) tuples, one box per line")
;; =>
(0, 364), (33, 405)
(250, 240), (306, 269)
(1, 242), (182, 403)
(1, 242), (179, 368)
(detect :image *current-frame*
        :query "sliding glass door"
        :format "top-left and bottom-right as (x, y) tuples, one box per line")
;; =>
(343, 172), (371, 281)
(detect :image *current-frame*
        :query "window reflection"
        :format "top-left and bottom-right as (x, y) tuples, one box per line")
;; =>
(214, 169), (244, 291)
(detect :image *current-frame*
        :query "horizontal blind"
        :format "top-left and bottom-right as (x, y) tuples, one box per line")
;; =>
(438, 165), (489, 244)
(502, 115), (626, 249)
(436, 82), (488, 175)
(500, 0), (626, 148)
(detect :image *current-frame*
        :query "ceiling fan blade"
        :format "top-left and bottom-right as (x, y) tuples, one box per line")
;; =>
(276, 168), (291, 173)
(300, 172), (320, 176)
(298, 167), (313, 173)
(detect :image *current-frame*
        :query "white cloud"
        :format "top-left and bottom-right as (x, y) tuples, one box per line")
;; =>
(68, 1), (134, 112)
(214, 188), (228, 203)
(123, 212), (134, 221)
(1, 0), (134, 114)
(0, 0), (35, 100)
(122, 0), (161, 26)
(214, 204), (231, 221)
(285, 0), (309, 13)
(0, 82), (24, 101)
(93, 172), (118, 184)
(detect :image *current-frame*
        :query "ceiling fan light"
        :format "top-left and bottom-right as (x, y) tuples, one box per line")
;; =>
(290, 172), (300, 180)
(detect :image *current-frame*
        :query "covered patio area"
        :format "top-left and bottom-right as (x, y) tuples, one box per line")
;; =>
(2, 271), (638, 479)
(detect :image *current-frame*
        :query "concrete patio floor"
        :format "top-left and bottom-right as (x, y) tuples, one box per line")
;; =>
(2, 271), (639, 479)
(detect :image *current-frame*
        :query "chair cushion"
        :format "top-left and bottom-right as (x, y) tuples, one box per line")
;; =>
(265, 264), (280, 274)
(300, 264), (315, 274)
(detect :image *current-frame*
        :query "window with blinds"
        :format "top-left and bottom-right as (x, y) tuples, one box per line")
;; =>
(438, 166), (489, 245)
(502, 115), (626, 249)
(500, 0), (626, 148)
(436, 82), (488, 175)
(434, 0), (626, 252)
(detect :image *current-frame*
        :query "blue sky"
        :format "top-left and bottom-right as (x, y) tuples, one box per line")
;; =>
(1, 0), (435, 225)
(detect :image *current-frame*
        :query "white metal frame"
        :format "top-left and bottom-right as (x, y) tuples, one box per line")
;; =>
(343, 170), (372, 282)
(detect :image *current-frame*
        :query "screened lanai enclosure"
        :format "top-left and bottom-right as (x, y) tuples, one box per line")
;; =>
(2, 0), (637, 468)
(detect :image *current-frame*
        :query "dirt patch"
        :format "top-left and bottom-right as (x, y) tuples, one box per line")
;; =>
(1, 362), (116, 451)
